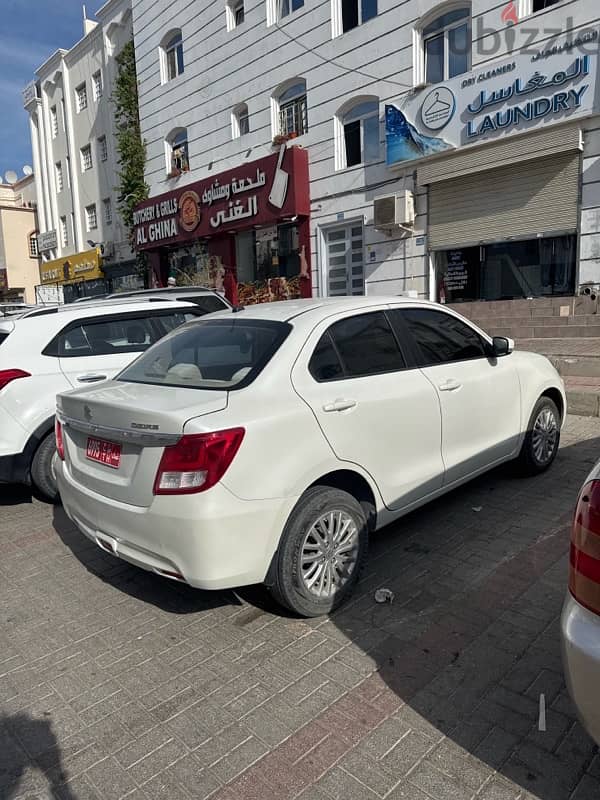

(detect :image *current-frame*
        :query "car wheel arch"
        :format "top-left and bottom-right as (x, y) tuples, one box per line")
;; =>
(305, 469), (379, 532)
(24, 416), (56, 471)
(540, 387), (564, 423)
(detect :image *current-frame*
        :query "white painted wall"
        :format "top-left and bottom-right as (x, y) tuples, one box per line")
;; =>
(131, 0), (600, 297)
(24, 0), (134, 267)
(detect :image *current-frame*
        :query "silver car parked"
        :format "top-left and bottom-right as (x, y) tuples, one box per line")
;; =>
(561, 463), (600, 745)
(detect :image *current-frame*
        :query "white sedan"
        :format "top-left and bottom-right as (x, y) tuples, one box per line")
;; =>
(55, 297), (566, 616)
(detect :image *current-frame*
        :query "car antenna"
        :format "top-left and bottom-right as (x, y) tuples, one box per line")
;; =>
(232, 305), (245, 313)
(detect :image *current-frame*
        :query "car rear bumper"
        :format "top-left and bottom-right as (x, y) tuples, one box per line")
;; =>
(55, 457), (296, 591)
(561, 593), (600, 746)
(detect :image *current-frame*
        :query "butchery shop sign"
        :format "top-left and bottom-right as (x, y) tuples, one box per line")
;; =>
(132, 146), (310, 250)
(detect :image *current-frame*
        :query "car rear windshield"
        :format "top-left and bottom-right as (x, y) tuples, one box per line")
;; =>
(117, 318), (291, 390)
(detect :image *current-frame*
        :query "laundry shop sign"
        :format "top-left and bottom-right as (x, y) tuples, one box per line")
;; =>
(385, 36), (599, 165)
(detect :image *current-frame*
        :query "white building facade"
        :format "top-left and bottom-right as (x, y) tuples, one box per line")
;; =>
(129, 0), (600, 307)
(23, 0), (139, 301)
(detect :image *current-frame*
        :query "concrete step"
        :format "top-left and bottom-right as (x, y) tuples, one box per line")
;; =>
(448, 296), (577, 320)
(564, 377), (600, 418)
(470, 315), (600, 330)
(487, 325), (600, 339)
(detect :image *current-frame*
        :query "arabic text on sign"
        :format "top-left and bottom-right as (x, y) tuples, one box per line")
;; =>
(209, 196), (258, 228)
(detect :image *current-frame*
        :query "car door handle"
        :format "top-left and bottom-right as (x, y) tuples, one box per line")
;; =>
(77, 374), (107, 383)
(322, 399), (357, 412)
(438, 379), (462, 392)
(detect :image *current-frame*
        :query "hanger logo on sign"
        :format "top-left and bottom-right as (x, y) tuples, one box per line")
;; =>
(421, 87), (456, 131)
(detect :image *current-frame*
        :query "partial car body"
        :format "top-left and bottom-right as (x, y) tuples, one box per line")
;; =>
(562, 465), (600, 745)
(0, 298), (208, 499)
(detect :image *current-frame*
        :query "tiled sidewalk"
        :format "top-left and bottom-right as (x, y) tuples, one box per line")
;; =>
(1, 416), (600, 800)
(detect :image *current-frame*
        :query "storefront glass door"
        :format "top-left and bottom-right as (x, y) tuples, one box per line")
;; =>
(326, 223), (365, 296)
(438, 235), (576, 303)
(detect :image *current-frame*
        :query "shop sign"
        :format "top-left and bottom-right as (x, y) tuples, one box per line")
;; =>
(132, 146), (310, 251)
(386, 37), (598, 165)
(37, 230), (58, 253)
(40, 248), (103, 285)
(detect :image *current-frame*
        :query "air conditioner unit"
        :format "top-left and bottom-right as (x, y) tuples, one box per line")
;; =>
(374, 191), (415, 230)
(100, 241), (114, 259)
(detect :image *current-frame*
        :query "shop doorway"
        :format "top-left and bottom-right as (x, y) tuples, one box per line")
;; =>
(437, 235), (577, 303)
(324, 222), (365, 296)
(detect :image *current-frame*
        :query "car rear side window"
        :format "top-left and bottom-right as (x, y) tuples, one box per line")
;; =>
(0, 332), (9, 347)
(44, 311), (200, 358)
(310, 311), (405, 382)
(309, 333), (344, 382)
(118, 318), (291, 390)
(396, 308), (488, 366)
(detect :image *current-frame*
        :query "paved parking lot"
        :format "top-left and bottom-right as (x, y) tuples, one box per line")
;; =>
(1, 416), (600, 800)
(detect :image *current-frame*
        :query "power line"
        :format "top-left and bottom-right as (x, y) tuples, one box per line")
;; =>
(273, 15), (415, 92)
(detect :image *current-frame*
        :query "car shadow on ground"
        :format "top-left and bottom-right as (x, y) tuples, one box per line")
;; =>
(323, 431), (600, 800)
(0, 712), (77, 799)
(51, 503), (242, 616)
(0, 484), (34, 506)
(47, 428), (600, 799)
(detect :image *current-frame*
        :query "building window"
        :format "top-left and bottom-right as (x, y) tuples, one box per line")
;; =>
(98, 135), (108, 162)
(420, 7), (471, 85)
(60, 216), (68, 247)
(336, 98), (379, 169)
(532, 0), (561, 10)
(161, 30), (184, 84)
(28, 232), (39, 258)
(103, 198), (113, 226)
(75, 82), (88, 112)
(226, 0), (245, 30)
(280, 0), (304, 17)
(267, 0), (303, 24)
(55, 161), (63, 192)
(80, 144), (93, 172)
(274, 80), (308, 138)
(167, 129), (190, 175)
(232, 103), (250, 138)
(332, 0), (377, 36)
(92, 70), (103, 101)
(85, 204), (97, 231)
(66, 156), (71, 188)
(50, 106), (58, 138)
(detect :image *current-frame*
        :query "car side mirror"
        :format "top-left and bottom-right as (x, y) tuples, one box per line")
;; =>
(492, 336), (514, 357)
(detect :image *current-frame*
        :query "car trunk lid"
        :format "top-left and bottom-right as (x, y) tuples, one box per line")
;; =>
(58, 380), (228, 506)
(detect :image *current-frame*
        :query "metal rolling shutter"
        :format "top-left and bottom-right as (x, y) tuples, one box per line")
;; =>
(427, 151), (580, 251)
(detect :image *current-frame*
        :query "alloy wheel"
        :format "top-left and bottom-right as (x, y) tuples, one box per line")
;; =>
(532, 407), (558, 465)
(300, 510), (359, 598)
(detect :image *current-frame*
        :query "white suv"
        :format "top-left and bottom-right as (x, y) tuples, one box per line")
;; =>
(0, 298), (206, 499)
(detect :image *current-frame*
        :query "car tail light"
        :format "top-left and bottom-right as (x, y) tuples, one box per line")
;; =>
(153, 428), (245, 495)
(570, 480), (600, 616)
(0, 369), (30, 391)
(55, 419), (65, 461)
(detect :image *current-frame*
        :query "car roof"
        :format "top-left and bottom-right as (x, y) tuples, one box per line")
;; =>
(13, 297), (197, 323)
(107, 287), (222, 298)
(203, 296), (434, 323)
(16, 296), (192, 319)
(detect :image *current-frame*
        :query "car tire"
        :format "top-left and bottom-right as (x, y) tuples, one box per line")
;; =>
(267, 486), (368, 617)
(516, 396), (560, 476)
(30, 432), (59, 502)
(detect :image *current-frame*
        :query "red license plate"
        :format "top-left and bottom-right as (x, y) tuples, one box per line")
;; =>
(86, 437), (122, 469)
